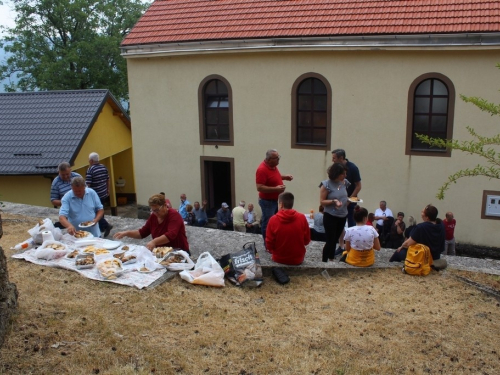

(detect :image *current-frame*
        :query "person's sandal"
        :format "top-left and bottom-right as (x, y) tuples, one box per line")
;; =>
(272, 267), (290, 285)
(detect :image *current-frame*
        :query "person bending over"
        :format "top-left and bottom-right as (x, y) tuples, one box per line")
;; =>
(114, 194), (190, 254)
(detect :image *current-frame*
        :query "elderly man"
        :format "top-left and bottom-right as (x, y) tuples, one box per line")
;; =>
(244, 203), (261, 234)
(256, 149), (293, 245)
(86, 152), (112, 237)
(232, 201), (246, 232)
(178, 193), (190, 220)
(50, 162), (82, 208)
(374, 200), (394, 246)
(59, 177), (104, 237)
(192, 200), (208, 227)
(217, 202), (233, 230)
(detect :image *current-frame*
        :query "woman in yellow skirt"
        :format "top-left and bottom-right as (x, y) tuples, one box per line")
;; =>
(341, 207), (381, 267)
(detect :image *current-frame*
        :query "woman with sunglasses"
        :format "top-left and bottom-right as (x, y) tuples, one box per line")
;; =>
(114, 194), (190, 254)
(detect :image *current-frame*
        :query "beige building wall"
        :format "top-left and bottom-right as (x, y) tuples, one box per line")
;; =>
(127, 48), (500, 247)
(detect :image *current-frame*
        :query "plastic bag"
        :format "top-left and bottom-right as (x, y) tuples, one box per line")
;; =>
(179, 252), (225, 287)
(28, 218), (62, 244)
(35, 240), (68, 260)
(218, 242), (263, 287)
(159, 250), (194, 271)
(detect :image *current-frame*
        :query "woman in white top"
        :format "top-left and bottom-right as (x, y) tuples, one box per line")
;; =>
(341, 207), (381, 267)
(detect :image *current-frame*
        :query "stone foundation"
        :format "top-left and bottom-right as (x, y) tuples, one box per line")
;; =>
(0, 245), (18, 348)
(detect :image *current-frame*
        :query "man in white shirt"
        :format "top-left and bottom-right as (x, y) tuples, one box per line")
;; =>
(374, 200), (394, 245)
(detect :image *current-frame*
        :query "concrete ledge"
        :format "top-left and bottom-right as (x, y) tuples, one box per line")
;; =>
(3, 202), (500, 276)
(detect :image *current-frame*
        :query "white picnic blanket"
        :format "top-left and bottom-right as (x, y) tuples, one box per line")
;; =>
(11, 235), (167, 289)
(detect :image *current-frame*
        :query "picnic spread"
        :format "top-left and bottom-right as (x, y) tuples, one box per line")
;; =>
(11, 219), (195, 289)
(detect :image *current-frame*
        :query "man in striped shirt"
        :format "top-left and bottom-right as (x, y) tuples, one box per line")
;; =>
(51, 162), (82, 229)
(86, 152), (113, 237)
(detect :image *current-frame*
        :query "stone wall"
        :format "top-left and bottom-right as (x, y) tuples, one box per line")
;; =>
(0, 245), (18, 348)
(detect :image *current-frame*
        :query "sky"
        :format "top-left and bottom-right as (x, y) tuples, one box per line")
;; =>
(0, 1), (16, 33)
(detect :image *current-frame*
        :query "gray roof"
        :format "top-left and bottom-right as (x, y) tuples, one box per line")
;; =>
(0, 90), (130, 175)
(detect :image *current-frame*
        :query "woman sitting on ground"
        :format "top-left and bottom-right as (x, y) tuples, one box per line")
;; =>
(340, 207), (381, 267)
(114, 194), (190, 254)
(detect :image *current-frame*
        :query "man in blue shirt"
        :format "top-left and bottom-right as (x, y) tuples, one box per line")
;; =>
(178, 193), (190, 220)
(59, 177), (104, 237)
(192, 200), (208, 226)
(50, 162), (82, 208)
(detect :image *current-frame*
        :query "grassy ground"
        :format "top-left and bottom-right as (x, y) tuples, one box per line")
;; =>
(1, 213), (500, 375)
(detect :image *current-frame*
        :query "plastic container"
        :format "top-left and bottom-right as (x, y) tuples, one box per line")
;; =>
(75, 254), (95, 269)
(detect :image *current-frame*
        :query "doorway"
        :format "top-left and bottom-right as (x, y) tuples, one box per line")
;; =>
(201, 157), (235, 218)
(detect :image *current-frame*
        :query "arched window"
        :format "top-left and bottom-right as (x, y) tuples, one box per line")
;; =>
(406, 73), (455, 157)
(291, 73), (331, 150)
(198, 75), (233, 146)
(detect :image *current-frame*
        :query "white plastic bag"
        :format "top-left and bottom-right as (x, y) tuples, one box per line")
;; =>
(179, 252), (225, 287)
(28, 218), (61, 244)
(35, 240), (68, 260)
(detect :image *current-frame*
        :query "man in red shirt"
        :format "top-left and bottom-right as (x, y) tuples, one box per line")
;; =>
(266, 192), (310, 265)
(255, 149), (293, 245)
(443, 211), (456, 256)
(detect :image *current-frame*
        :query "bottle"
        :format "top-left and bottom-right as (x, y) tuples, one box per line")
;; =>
(14, 238), (35, 251)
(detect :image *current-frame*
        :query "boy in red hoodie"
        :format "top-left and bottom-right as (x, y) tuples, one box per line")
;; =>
(266, 192), (311, 265)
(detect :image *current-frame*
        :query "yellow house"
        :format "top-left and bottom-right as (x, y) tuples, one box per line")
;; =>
(0, 89), (136, 213)
(121, 0), (500, 246)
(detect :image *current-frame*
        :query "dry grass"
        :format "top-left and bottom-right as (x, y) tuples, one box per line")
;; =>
(1, 213), (500, 375)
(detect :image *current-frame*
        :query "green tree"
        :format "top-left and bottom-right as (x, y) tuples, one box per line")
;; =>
(417, 68), (500, 199)
(0, 0), (149, 106)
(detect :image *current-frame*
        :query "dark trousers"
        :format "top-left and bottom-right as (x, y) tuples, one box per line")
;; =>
(347, 202), (357, 227)
(98, 196), (110, 231)
(259, 198), (278, 245)
(310, 228), (327, 242)
(322, 213), (347, 262)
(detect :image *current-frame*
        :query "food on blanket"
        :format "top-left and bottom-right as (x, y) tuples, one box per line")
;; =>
(139, 266), (150, 272)
(39, 226), (46, 231)
(122, 255), (137, 264)
(74, 230), (91, 238)
(153, 246), (173, 258)
(38, 220), (45, 225)
(97, 259), (122, 279)
(122, 245), (129, 251)
(45, 243), (66, 250)
(67, 250), (80, 258)
(113, 252), (125, 259)
(160, 253), (185, 266)
(75, 255), (95, 266)
(82, 245), (108, 255)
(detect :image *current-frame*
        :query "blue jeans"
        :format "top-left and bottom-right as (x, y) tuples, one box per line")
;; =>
(196, 219), (207, 227)
(259, 198), (278, 246)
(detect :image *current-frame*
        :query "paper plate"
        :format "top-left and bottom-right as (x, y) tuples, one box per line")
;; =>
(102, 240), (122, 250)
(348, 198), (363, 203)
(79, 221), (96, 228)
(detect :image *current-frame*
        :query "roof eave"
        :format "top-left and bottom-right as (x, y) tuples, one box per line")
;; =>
(121, 32), (500, 58)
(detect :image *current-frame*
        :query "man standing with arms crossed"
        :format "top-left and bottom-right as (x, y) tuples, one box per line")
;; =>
(331, 149), (362, 256)
(255, 149), (293, 246)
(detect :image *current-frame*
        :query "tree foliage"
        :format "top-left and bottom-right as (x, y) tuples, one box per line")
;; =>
(0, 0), (149, 105)
(417, 66), (500, 199)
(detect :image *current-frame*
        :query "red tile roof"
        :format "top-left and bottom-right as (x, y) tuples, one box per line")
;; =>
(122, 0), (500, 46)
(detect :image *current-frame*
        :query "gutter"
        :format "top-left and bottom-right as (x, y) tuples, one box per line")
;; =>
(121, 33), (500, 58)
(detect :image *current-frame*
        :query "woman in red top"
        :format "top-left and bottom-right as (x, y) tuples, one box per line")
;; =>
(114, 194), (190, 254)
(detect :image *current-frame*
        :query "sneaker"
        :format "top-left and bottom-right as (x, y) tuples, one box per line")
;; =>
(272, 267), (290, 285)
(103, 225), (113, 238)
(339, 253), (347, 263)
(334, 246), (344, 257)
